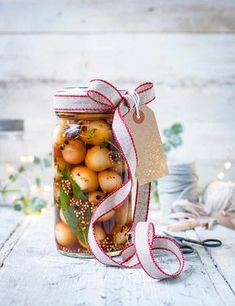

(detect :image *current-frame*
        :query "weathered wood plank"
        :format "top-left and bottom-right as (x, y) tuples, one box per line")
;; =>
(0, 208), (33, 270)
(195, 226), (235, 296)
(0, 208), (23, 250)
(0, 208), (233, 306)
(0, 0), (235, 33)
(0, 218), (32, 269)
(185, 228), (235, 305)
(0, 34), (235, 84)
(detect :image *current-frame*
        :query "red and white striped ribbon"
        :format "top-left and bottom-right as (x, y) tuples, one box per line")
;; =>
(54, 79), (184, 280)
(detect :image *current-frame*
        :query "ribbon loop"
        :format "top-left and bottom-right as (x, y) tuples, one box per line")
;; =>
(87, 79), (123, 109)
(135, 222), (184, 280)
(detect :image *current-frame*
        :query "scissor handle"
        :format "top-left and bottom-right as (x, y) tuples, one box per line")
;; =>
(180, 245), (194, 254)
(201, 239), (222, 247)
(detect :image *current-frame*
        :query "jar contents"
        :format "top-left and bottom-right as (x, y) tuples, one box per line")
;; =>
(53, 114), (132, 257)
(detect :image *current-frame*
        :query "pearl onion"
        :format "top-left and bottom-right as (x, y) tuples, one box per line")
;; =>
(53, 125), (66, 146)
(85, 146), (111, 172)
(71, 166), (98, 192)
(98, 170), (122, 193)
(114, 202), (129, 226)
(94, 225), (106, 241)
(62, 140), (86, 164)
(55, 222), (77, 247)
(99, 210), (115, 222)
(80, 120), (111, 145)
(88, 191), (104, 205)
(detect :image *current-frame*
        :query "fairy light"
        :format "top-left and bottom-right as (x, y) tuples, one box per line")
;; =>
(20, 155), (34, 163)
(224, 161), (232, 169)
(6, 164), (15, 173)
(43, 185), (52, 192)
(216, 160), (233, 180)
(217, 172), (225, 180)
(27, 155), (34, 162)
(30, 185), (38, 193)
(20, 155), (27, 163)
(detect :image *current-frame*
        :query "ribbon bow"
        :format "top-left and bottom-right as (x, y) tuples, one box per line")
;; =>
(54, 79), (184, 280)
(87, 79), (155, 112)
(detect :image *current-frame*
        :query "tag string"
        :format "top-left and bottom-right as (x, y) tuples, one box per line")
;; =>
(129, 90), (140, 119)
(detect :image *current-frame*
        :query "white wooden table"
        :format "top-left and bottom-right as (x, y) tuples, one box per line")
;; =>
(0, 206), (234, 306)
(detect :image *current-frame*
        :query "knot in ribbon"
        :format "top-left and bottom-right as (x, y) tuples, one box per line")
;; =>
(54, 79), (184, 281)
(87, 79), (155, 114)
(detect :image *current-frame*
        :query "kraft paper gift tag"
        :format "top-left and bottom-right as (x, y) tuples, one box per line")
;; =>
(124, 105), (168, 185)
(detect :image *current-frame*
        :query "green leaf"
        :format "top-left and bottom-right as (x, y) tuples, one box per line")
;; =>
(153, 190), (159, 203)
(35, 177), (41, 187)
(59, 188), (88, 246)
(169, 135), (182, 148)
(43, 157), (52, 168)
(106, 140), (121, 152)
(22, 196), (31, 205)
(61, 167), (87, 201)
(100, 141), (108, 149)
(13, 199), (23, 211)
(28, 197), (47, 213)
(171, 123), (183, 134)
(8, 175), (17, 182)
(163, 128), (171, 138)
(88, 128), (97, 139)
(152, 180), (158, 187)
(33, 156), (41, 165)
(163, 122), (183, 155)
(69, 176), (87, 201)
(18, 165), (26, 173)
(60, 187), (70, 206)
(83, 206), (92, 239)
(163, 143), (171, 153)
(55, 165), (63, 177)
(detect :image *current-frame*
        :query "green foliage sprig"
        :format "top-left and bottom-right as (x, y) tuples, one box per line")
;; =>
(162, 123), (183, 153)
(0, 153), (52, 214)
(153, 122), (184, 203)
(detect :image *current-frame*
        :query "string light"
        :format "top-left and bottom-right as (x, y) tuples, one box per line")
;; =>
(217, 172), (225, 180)
(20, 155), (34, 163)
(6, 164), (15, 173)
(224, 161), (232, 170)
(217, 160), (232, 180)
(43, 185), (52, 192)
(30, 185), (38, 193)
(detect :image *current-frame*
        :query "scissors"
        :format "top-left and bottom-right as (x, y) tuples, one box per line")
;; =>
(163, 231), (222, 254)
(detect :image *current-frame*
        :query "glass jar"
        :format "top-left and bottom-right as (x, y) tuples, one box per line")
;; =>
(53, 101), (132, 257)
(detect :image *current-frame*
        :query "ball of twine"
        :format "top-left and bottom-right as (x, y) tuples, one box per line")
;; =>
(168, 180), (235, 230)
(203, 180), (235, 215)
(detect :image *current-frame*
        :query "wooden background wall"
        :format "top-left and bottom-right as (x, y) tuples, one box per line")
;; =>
(0, 0), (235, 186)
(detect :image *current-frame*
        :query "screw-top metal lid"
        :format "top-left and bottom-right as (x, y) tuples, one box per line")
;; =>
(0, 119), (24, 132)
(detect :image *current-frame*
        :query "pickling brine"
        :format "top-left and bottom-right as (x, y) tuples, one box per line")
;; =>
(53, 110), (132, 257)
